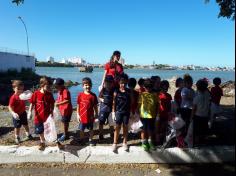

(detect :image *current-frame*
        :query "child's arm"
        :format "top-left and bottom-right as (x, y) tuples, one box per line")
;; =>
(112, 92), (117, 113)
(98, 89), (104, 102)
(76, 105), (80, 122)
(27, 103), (34, 120)
(8, 106), (19, 120)
(94, 104), (98, 119)
(55, 100), (69, 107)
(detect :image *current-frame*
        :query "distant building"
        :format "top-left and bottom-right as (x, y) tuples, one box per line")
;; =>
(60, 58), (69, 64)
(119, 57), (125, 65)
(47, 56), (55, 63)
(0, 51), (35, 72)
(64, 57), (86, 65)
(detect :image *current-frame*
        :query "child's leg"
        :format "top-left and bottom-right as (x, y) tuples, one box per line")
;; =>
(99, 124), (103, 136)
(63, 122), (69, 137)
(122, 124), (128, 144)
(14, 128), (20, 138)
(39, 133), (45, 143)
(89, 129), (94, 141)
(113, 125), (121, 144)
(23, 125), (30, 136)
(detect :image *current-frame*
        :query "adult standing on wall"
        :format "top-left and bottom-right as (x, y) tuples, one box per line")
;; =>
(99, 51), (124, 91)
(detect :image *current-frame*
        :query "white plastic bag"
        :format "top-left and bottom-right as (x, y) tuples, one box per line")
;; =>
(129, 113), (143, 133)
(169, 115), (185, 130)
(44, 115), (57, 143)
(185, 121), (193, 148)
(108, 113), (116, 126)
(93, 119), (99, 130)
(19, 90), (33, 100)
(53, 107), (62, 121)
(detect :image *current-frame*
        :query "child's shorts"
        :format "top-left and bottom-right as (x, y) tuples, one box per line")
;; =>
(115, 112), (130, 125)
(61, 115), (72, 123)
(12, 111), (28, 128)
(140, 118), (155, 131)
(35, 123), (44, 134)
(98, 111), (110, 125)
(79, 122), (93, 131)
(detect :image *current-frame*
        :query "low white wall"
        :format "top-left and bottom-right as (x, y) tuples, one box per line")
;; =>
(0, 52), (35, 72)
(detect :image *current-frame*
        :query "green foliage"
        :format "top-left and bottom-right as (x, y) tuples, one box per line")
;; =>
(12, 0), (24, 5)
(205, 0), (235, 20)
(36, 61), (74, 67)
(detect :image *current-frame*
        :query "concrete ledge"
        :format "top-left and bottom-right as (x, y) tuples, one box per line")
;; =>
(0, 145), (234, 164)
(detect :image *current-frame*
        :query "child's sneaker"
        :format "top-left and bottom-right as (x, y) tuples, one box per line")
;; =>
(58, 134), (67, 142)
(89, 140), (96, 146)
(141, 143), (150, 151)
(15, 137), (20, 144)
(122, 143), (129, 152)
(24, 134), (33, 141)
(112, 144), (118, 152)
(38, 143), (46, 151)
(149, 142), (156, 151)
(57, 141), (64, 150)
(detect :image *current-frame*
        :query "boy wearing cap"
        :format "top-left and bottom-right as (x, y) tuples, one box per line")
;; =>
(98, 75), (115, 140)
(54, 78), (73, 142)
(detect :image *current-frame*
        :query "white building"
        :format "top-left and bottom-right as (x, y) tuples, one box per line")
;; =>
(66, 57), (86, 65)
(119, 57), (125, 65)
(47, 56), (55, 63)
(0, 51), (35, 72)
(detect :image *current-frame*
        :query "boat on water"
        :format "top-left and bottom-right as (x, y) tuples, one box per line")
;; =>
(79, 65), (93, 72)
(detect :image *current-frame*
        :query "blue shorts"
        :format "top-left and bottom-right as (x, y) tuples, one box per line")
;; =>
(35, 123), (44, 134)
(79, 122), (93, 131)
(98, 111), (110, 125)
(115, 112), (130, 125)
(12, 111), (28, 128)
(61, 115), (72, 123)
(140, 118), (156, 132)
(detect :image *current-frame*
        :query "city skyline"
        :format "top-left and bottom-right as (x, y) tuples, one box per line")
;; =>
(0, 0), (235, 67)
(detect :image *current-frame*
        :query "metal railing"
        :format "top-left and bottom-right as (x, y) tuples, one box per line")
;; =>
(0, 47), (35, 57)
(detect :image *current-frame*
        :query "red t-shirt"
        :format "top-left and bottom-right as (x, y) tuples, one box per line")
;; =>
(104, 62), (124, 78)
(30, 90), (55, 124)
(211, 86), (223, 105)
(174, 88), (182, 107)
(159, 92), (172, 119)
(57, 88), (73, 117)
(9, 94), (26, 115)
(77, 92), (98, 124)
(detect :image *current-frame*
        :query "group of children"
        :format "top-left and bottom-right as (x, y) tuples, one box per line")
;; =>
(8, 73), (223, 151)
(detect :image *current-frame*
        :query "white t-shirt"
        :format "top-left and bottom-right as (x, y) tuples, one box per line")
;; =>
(193, 90), (211, 117)
(181, 87), (195, 109)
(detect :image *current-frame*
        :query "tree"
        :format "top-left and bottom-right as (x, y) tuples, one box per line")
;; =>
(206, 0), (235, 20)
(12, 0), (235, 20)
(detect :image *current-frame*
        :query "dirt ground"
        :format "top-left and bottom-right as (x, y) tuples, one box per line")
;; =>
(0, 163), (235, 176)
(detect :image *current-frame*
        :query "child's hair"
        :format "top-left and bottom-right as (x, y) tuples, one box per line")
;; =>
(151, 75), (161, 82)
(54, 78), (65, 86)
(213, 77), (221, 86)
(183, 74), (193, 85)
(196, 79), (208, 92)
(143, 78), (153, 89)
(82, 77), (92, 86)
(128, 78), (137, 89)
(138, 78), (145, 87)
(12, 80), (24, 88)
(119, 73), (129, 84)
(175, 77), (183, 88)
(39, 76), (51, 88)
(160, 80), (170, 89)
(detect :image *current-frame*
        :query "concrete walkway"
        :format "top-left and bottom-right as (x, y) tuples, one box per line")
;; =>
(0, 145), (234, 164)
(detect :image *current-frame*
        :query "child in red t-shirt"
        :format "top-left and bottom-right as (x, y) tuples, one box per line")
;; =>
(28, 77), (55, 150)
(8, 80), (33, 144)
(157, 80), (172, 145)
(54, 78), (73, 142)
(77, 77), (98, 146)
(209, 77), (223, 129)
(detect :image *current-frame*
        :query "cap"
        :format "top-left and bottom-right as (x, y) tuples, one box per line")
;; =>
(54, 78), (64, 86)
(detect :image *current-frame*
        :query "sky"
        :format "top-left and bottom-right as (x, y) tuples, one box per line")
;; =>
(0, 0), (235, 67)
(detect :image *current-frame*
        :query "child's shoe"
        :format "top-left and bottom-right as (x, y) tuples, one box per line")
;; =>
(24, 134), (33, 141)
(38, 142), (46, 151)
(112, 144), (118, 152)
(149, 142), (156, 151)
(15, 137), (20, 144)
(141, 143), (150, 151)
(122, 143), (129, 152)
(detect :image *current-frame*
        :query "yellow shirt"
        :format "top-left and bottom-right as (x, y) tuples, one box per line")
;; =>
(138, 92), (159, 119)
